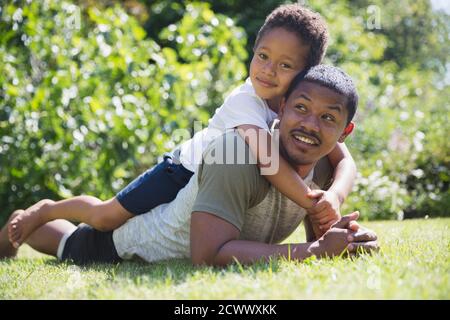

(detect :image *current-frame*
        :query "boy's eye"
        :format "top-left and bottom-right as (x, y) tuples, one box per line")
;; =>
(258, 53), (268, 60)
(280, 63), (292, 69)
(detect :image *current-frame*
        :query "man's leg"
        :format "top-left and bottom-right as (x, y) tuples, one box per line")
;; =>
(0, 210), (76, 258)
(2, 212), (121, 265)
(25, 219), (77, 257)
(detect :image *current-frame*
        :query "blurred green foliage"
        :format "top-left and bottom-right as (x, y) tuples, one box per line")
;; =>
(0, 0), (247, 225)
(0, 0), (448, 224)
(307, 0), (450, 220)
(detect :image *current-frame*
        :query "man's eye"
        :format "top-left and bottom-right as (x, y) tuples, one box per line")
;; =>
(295, 104), (307, 111)
(323, 114), (336, 122)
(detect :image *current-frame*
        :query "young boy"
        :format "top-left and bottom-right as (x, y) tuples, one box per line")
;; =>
(0, 65), (376, 265)
(8, 4), (356, 248)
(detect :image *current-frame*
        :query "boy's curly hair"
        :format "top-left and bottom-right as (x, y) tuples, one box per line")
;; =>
(254, 4), (329, 68)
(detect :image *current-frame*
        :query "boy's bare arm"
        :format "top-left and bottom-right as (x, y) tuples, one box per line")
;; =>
(236, 124), (315, 209)
(307, 142), (357, 233)
(235, 124), (357, 235)
(326, 142), (357, 204)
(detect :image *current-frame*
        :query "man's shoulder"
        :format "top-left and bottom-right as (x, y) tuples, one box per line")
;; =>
(202, 131), (333, 190)
(202, 131), (257, 165)
(196, 132), (270, 219)
(313, 156), (334, 190)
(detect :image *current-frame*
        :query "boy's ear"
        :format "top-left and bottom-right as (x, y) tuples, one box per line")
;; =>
(338, 122), (355, 142)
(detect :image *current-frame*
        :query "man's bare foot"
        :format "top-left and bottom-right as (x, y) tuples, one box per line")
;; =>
(8, 200), (54, 248)
(0, 210), (23, 258)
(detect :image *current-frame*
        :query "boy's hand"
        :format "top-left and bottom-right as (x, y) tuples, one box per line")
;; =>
(306, 190), (342, 232)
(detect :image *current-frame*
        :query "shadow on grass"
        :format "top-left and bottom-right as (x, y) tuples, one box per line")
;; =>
(40, 255), (285, 287)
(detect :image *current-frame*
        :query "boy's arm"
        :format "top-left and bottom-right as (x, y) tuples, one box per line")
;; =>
(326, 142), (357, 204)
(236, 124), (315, 209)
(307, 142), (357, 232)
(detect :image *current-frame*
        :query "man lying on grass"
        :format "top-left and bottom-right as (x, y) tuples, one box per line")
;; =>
(0, 65), (379, 265)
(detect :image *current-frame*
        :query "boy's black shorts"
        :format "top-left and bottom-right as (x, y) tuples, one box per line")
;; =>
(61, 224), (123, 265)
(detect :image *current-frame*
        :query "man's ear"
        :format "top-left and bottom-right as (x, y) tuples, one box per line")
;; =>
(338, 122), (355, 142)
(279, 97), (286, 117)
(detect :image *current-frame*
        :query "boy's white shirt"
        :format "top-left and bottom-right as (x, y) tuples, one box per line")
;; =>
(57, 78), (280, 262)
(110, 79), (285, 262)
(178, 78), (277, 172)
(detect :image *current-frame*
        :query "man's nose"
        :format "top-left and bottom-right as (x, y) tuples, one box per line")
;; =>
(301, 114), (320, 133)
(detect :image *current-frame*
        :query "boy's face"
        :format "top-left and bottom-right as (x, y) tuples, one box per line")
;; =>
(250, 27), (310, 103)
(278, 81), (352, 167)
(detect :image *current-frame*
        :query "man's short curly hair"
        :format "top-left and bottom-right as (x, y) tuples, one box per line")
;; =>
(254, 4), (329, 68)
(285, 65), (359, 125)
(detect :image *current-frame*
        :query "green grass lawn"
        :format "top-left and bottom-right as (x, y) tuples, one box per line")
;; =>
(0, 218), (449, 299)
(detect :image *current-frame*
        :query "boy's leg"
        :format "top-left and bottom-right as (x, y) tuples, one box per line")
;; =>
(8, 197), (133, 248)
(2, 211), (121, 265)
(9, 152), (193, 247)
(1, 210), (75, 258)
(116, 153), (194, 214)
(0, 210), (22, 258)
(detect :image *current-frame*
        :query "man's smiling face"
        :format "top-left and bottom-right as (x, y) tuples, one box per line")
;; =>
(278, 80), (351, 167)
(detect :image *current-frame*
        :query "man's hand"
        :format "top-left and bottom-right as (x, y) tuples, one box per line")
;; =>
(308, 212), (379, 258)
(307, 190), (342, 232)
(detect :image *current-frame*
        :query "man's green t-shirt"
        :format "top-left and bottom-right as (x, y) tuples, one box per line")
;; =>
(192, 131), (332, 243)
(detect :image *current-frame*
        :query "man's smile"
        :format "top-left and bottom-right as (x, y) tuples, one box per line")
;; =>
(291, 130), (321, 147)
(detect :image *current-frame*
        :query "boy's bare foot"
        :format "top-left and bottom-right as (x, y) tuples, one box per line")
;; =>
(8, 200), (54, 248)
(0, 210), (23, 258)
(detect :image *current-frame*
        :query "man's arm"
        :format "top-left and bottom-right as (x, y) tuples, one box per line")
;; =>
(190, 211), (314, 266)
(304, 215), (318, 242)
(190, 211), (377, 266)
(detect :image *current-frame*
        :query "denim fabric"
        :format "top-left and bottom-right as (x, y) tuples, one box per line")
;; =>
(116, 153), (194, 215)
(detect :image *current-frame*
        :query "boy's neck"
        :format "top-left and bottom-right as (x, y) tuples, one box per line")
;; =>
(266, 96), (282, 113)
